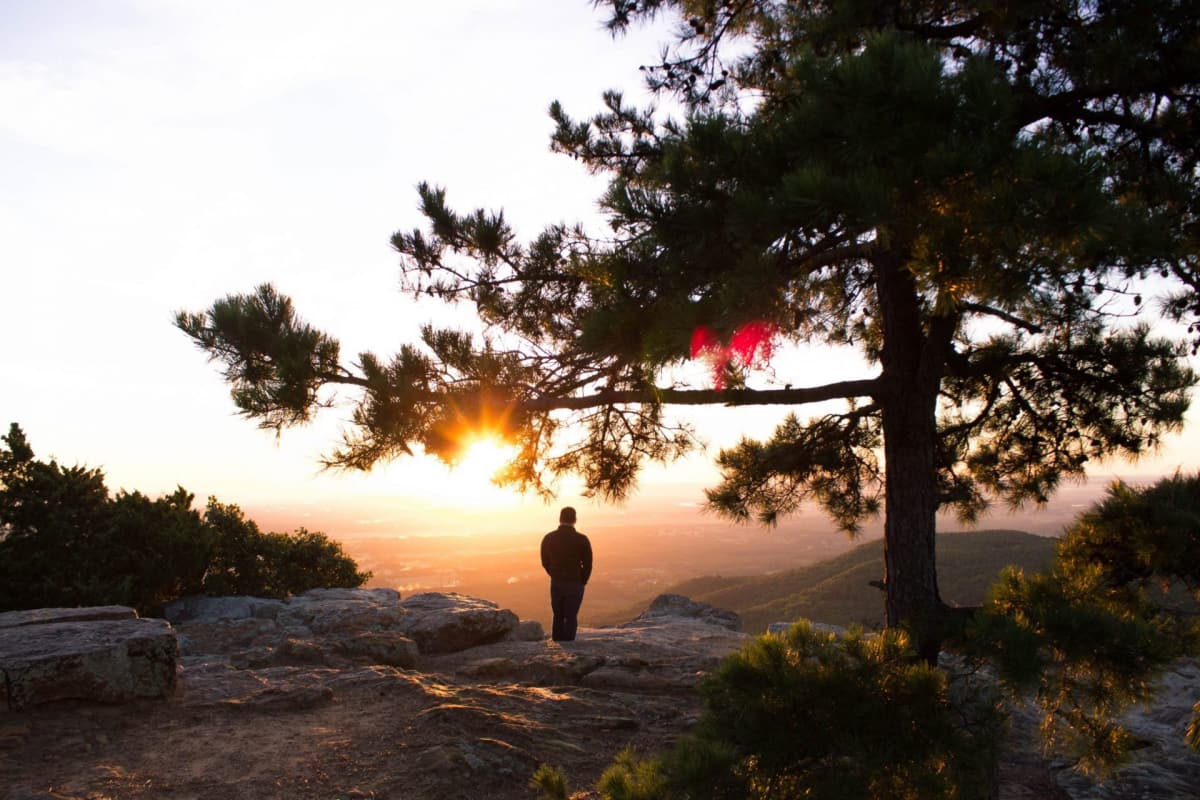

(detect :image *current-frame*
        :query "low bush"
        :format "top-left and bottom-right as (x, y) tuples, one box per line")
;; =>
(0, 423), (369, 615)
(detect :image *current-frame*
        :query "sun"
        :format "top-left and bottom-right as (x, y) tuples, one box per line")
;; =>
(343, 433), (529, 513)
(451, 436), (518, 487)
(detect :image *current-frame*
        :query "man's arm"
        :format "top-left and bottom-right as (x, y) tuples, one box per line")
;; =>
(581, 536), (593, 585)
(540, 534), (552, 576)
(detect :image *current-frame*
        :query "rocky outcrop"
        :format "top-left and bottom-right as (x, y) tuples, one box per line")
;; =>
(165, 588), (528, 673)
(165, 590), (744, 707)
(425, 594), (749, 692)
(3, 592), (1195, 800)
(162, 594), (284, 623)
(166, 588), (414, 670)
(0, 606), (138, 627)
(0, 607), (177, 710)
(624, 592), (743, 631)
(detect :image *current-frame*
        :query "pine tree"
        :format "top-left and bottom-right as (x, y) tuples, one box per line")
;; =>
(177, 1), (1199, 656)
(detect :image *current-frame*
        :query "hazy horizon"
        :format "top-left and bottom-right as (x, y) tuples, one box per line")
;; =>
(245, 474), (1154, 630)
(241, 470), (1153, 543)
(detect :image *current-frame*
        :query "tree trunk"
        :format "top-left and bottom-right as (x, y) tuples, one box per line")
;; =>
(880, 385), (943, 661)
(876, 253), (947, 663)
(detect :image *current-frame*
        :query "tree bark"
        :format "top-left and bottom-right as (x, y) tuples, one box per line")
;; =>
(876, 253), (946, 663)
(880, 382), (943, 660)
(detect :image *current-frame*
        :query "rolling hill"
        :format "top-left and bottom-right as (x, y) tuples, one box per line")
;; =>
(597, 529), (1059, 634)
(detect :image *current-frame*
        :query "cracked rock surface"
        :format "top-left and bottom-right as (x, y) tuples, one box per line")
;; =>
(1, 592), (1196, 799)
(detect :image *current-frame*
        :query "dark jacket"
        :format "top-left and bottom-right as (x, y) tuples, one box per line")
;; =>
(540, 525), (593, 585)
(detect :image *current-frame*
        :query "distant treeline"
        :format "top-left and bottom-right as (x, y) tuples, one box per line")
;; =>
(0, 423), (369, 615)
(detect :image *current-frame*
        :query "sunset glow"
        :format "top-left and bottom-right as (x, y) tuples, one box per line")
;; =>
(451, 435), (518, 487)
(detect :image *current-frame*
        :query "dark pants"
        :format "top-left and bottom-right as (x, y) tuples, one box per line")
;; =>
(550, 580), (585, 641)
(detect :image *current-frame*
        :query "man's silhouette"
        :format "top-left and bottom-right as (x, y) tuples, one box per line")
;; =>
(540, 506), (592, 642)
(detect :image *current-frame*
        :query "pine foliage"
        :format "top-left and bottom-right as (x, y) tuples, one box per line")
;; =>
(962, 473), (1200, 771)
(666, 623), (1002, 800)
(529, 763), (569, 800)
(177, 0), (1200, 508)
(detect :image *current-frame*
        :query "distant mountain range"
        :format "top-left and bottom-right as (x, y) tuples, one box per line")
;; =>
(595, 529), (1059, 634)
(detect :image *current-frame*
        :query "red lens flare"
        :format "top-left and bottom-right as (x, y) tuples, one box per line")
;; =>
(729, 321), (776, 366)
(690, 326), (721, 359)
(690, 321), (778, 388)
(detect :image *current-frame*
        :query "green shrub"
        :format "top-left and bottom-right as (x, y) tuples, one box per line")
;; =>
(105, 487), (214, 610)
(529, 763), (569, 800)
(660, 623), (1002, 800)
(961, 473), (1200, 771)
(200, 499), (369, 598)
(598, 747), (670, 800)
(0, 423), (369, 615)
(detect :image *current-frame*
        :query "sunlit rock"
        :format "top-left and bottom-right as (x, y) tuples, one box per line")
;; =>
(423, 595), (749, 690)
(171, 587), (417, 669)
(333, 630), (419, 668)
(0, 608), (177, 710)
(170, 588), (524, 666)
(398, 592), (519, 654)
(277, 587), (407, 634)
(622, 593), (742, 631)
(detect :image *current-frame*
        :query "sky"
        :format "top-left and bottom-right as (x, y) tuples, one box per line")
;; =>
(3, 1), (1199, 540)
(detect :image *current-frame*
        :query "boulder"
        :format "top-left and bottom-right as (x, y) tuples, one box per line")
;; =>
(333, 631), (419, 668)
(399, 592), (519, 654)
(0, 610), (177, 710)
(277, 588), (407, 634)
(506, 619), (546, 642)
(624, 593), (742, 631)
(168, 589), (534, 665)
(171, 588), (418, 669)
(177, 616), (278, 656)
(163, 595), (284, 624)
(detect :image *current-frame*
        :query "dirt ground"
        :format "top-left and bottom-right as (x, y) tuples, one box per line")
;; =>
(0, 638), (708, 800)
(0, 635), (1070, 800)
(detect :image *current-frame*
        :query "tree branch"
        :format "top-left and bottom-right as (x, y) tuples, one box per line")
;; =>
(522, 378), (880, 411)
(961, 302), (1044, 334)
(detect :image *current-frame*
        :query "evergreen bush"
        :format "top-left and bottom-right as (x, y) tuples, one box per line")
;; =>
(0, 423), (369, 615)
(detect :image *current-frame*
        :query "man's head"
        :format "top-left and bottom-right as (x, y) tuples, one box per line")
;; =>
(559, 506), (577, 525)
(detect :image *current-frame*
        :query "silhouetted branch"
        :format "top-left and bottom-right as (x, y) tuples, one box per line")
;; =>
(961, 303), (1044, 334)
(522, 378), (880, 411)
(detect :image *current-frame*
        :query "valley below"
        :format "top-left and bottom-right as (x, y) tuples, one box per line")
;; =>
(336, 482), (1103, 631)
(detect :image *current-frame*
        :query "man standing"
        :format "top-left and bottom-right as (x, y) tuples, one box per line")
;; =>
(540, 506), (592, 642)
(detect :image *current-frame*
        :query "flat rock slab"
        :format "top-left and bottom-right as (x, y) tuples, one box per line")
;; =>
(0, 617), (177, 710)
(0, 606), (137, 629)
